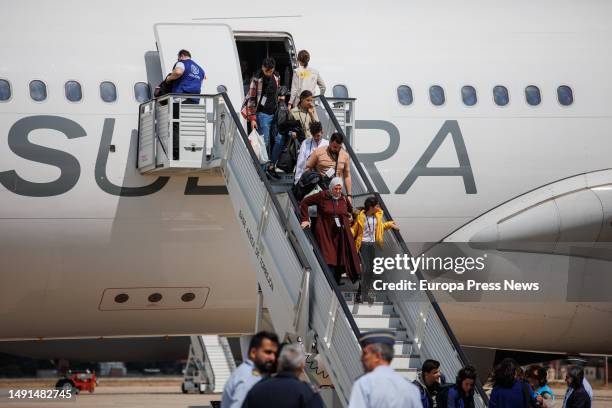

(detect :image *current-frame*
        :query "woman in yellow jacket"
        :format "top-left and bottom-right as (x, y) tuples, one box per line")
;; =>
(351, 196), (400, 303)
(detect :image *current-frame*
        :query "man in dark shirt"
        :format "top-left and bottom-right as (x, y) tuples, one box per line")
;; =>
(414, 359), (442, 408)
(242, 344), (323, 408)
(245, 57), (281, 173)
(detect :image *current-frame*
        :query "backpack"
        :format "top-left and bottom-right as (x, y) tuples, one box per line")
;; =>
(276, 137), (298, 173)
(436, 383), (455, 408)
(278, 118), (305, 143)
(154, 76), (173, 98)
(292, 170), (324, 201)
(275, 96), (289, 127)
(437, 384), (475, 408)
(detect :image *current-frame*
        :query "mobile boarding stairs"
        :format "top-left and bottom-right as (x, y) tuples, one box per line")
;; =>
(137, 93), (489, 407)
(182, 335), (236, 394)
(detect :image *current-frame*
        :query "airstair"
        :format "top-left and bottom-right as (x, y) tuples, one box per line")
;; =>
(137, 93), (488, 407)
(182, 335), (236, 394)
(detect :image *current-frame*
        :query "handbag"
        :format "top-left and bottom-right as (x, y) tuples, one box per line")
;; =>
(248, 129), (269, 163)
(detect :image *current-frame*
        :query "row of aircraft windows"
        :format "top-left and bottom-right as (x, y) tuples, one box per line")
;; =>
(0, 79), (574, 108)
(396, 85), (574, 107)
(0, 79), (152, 103)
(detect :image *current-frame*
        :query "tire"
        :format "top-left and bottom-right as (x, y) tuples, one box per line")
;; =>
(181, 383), (188, 394)
(55, 379), (75, 391)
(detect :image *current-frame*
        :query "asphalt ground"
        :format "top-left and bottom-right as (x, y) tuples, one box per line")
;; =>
(0, 378), (610, 407)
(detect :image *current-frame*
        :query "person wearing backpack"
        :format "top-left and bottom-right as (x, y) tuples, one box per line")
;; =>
(288, 90), (319, 139)
(443, 366), (477, 408)
(413, 359), (442, 408)
(304, 132), (352, 200)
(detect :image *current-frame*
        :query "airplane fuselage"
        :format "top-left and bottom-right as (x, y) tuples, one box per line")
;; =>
(1, 0), (611, 354)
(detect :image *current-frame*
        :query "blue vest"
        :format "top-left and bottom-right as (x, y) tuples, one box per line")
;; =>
(172, 59), (204, 94)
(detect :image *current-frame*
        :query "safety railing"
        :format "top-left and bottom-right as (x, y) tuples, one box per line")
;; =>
(137, 94), (227, 173)
(322, 97), (356, 147)
(314, 95), (489, 406)
(219, 336), (237, 372)
(217, 93), (365, 405)
(136, 92), (486, 405)
(198, 335), (216, 393)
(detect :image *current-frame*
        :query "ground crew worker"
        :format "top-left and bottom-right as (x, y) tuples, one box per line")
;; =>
(221, 331), (279, 408)
(349, 330), (421, 408)
(242, 343), (324, 408)
(165, 49), (205, 103)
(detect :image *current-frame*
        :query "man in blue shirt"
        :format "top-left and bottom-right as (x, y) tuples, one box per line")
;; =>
(221, 331), (279, 408)
(165, 49), (205, 103)
(349, 330), (421, 408)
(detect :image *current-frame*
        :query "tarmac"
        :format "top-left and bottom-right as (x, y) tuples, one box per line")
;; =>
(0, 377), (610, 407)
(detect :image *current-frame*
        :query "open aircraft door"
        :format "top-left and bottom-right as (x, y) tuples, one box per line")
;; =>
(154, 23), (243, 108)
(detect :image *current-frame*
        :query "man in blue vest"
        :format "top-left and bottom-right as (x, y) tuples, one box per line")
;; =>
(165, 49), (205, 103)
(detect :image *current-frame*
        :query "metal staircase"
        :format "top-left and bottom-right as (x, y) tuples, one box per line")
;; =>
(201, 335), (236, 393)
(137, 93), (488, 407)
(182, 335), (236, 394)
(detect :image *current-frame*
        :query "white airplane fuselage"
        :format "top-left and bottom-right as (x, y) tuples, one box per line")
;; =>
(1, 0), (611, 354)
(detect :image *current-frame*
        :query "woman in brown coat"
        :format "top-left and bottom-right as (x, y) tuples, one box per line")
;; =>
(300, 177), (361, 285)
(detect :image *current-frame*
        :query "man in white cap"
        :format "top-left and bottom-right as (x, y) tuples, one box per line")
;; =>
(349, 330), (421, 408)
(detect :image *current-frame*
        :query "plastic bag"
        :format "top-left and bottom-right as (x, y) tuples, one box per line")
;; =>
(248, 129), (268, 163)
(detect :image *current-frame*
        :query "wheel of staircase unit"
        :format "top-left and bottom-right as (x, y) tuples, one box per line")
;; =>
(55, 379), (74, 392)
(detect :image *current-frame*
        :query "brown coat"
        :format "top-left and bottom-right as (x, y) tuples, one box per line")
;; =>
(300, 191), (361, 282)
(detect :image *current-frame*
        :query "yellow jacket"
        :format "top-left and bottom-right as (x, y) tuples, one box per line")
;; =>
(351, 209), (396, 251)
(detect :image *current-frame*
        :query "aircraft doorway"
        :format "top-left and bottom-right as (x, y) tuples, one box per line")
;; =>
(234, 33), (296, 96)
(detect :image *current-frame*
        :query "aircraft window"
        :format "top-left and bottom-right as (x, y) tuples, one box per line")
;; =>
(65, 81), (82, 102)
(29, 80), (47, 102)
(429, 85), (445, 106)
(493, 85), (509, 106)
(525, 85), (541, 106)
(462, 85), (477, 106)
(134, 82), (151, 103)
(100, 81), (117, 103)
(397, 85), (413, 105)
(0, 79), (10, 101)
(332, 85), (349, 98)
(558, 85), (573, 106)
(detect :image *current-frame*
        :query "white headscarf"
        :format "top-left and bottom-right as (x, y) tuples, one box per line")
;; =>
(329, 177), (343, 199)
